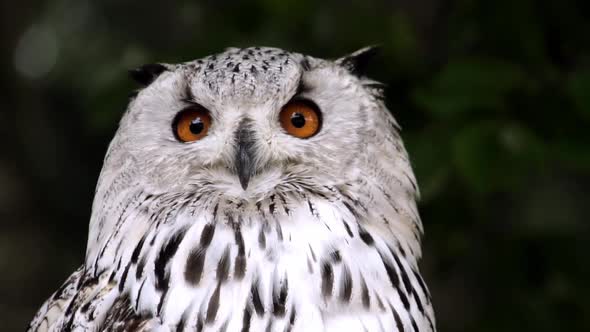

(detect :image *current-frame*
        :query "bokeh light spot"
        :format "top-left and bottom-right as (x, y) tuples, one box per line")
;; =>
(14, 24), (59, 79)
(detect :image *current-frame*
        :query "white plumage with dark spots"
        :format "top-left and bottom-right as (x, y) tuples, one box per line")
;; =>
(28, 46), (436, 332)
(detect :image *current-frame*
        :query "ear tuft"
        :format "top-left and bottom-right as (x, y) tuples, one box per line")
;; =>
(336, 46), (380, 77)
(129, 63), (169, 86)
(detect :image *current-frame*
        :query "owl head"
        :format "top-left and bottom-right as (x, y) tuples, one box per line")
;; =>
(85, 46), (424, 278)
(99, 46), (415, 204)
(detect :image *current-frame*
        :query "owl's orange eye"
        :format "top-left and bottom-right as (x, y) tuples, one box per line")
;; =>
(173, 106), (212, 142)
(279, 99), (321, 139)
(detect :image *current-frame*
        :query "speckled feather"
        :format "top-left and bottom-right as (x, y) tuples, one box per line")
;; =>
(28, 46), (435, 332)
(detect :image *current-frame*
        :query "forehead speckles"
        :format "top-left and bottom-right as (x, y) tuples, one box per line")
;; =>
(184, 47), (302, 101)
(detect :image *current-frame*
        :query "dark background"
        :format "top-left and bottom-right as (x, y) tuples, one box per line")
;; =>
(2, 0), (589, 331)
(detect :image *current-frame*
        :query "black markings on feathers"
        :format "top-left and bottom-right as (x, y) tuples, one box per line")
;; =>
(251, 278), (264, 316)
(399, 285), (410, 310)
(321, 261), (334, 299)
(391, 247), (413, 296)
(135, 255), (147, 279)
(361, 276), (370, 308)
(185, 223), (215, 285)
(234, 226), (247, 279)
(329, 249), (342, 263)
(339, 265), (353, 302)
(308, 244), (317, 262)
(359, 227), (375, 245)
(275, 221), (284, 241)
(379, 249), (411, 309)
(375, 293), (385, 311)
(258, 228), (266, 249)
(52, 272), (74, 300)
(398, 242), (407, 257)
(412, 268), (431, 301)
(403, 171), (418, 192)
(155, 228), (188, 291)
(379, 250), (400, 289)
(278, 193), (290, 215)
(177, 305), (190, 332)
(390, 302), (405, 332)
(272, 277), (289, 317)
(411, 315), (420, 332)
(426, 315), (435, 332)
(155, 229), (188, 316)
(119, 262), (131, 292)
(307, 199), (319, 218)
(217, 246), (231, 282)
(201, 223), (216, 246)
(288, 307), (297, 331)
(205, 283), (221, 323)
(109, 263), (118, 284)
(212, 203), (219, 221)
(135, 279), (147, 310)
(99, 296), (150, 331)
(241, 305), (252, 332)
(80, 299), (91, 313)
(269, 194), (276, 214)
(63, 293), (79, 330)
(194, 316), (203, 331)
(413, 286), (425, 314)
(342, 220), (354, 237)
(131, 235), (147, 264)
(185, 248), (206, 286)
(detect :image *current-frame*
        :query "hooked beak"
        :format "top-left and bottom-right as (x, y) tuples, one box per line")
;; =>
(235, 119), (256, 190)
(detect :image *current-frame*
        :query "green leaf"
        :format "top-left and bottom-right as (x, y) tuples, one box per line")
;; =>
(566, 69), (590, 120)
(413, 58), (527, 117)
(550, 139), (590, 172)
(452, 121), (544, 193)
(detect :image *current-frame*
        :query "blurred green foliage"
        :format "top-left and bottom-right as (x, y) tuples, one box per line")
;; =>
(2, 0), (589, 331)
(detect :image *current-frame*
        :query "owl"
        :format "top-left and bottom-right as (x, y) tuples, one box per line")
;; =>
(28, 46), (435, 332)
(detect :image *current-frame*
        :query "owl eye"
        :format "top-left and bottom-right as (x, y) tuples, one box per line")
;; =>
(173, 106), (212, 142)
(279, 99), (321, 138)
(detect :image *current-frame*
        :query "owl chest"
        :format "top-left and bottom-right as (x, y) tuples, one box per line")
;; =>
(128, 199), (410, 330)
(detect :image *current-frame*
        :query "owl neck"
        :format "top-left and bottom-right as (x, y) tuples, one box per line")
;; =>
(85, 174), (423, 278)
(82, 182), (431, 330)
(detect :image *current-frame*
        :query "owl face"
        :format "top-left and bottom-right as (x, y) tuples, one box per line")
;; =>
(110, 47), (387, 200)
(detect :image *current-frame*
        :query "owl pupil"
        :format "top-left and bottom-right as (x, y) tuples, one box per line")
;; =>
(291, 113), (306, 128)
(190, 118), (204, 134)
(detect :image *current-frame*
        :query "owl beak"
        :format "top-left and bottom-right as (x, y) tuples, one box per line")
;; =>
(235, 119), (256, 190)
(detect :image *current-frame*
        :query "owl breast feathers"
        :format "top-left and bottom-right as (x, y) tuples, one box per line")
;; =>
(28, 46), (436, 332)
